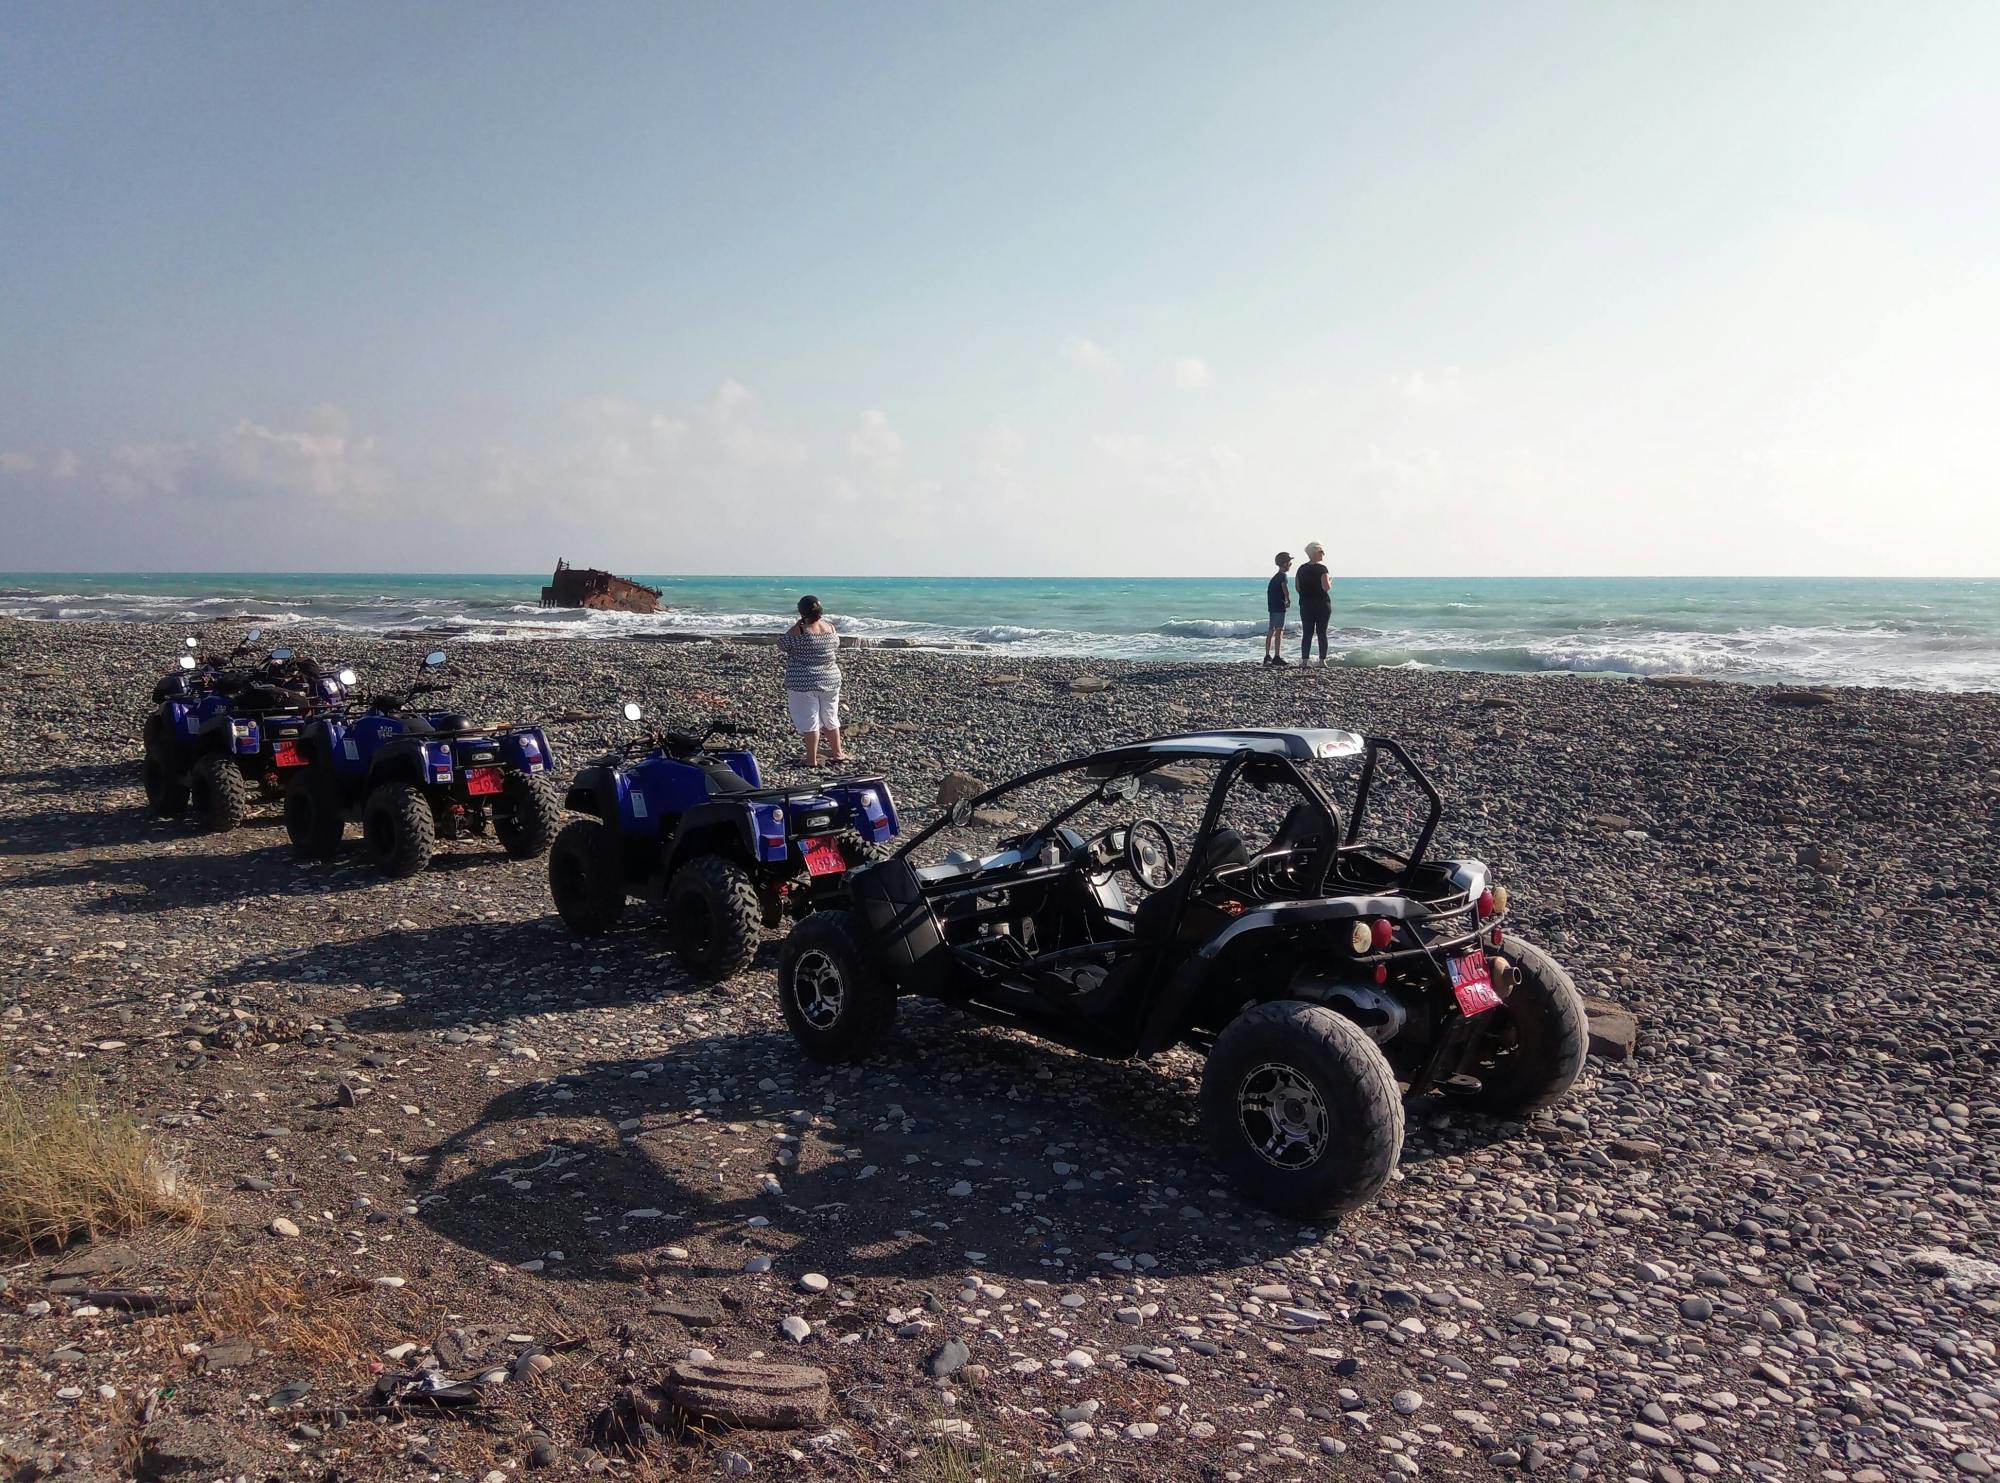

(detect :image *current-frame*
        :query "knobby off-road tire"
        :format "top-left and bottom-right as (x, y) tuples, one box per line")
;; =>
(835, 829), (890, 868)
(283, 771), (345, 860)
(1467, 934), (1589, 1115)
(495, 772), (563, 859)
(362, 782), (436, 878)
(189, 753), (250, 833)
(664, 854), (761, 981)
(142, 719), (187, 818)
(777, 909), (895, 1061)
(1201, 1000), (1405, 1220)
(548, 818), (627, 935)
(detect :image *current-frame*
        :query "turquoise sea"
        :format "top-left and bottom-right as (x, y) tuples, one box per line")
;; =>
(2, 573), (1995, 691)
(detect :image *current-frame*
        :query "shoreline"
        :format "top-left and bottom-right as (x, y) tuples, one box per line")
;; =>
(2, 617), (1997, 1480)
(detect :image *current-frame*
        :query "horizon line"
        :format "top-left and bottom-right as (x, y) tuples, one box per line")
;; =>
(1, 569), (1993, 583)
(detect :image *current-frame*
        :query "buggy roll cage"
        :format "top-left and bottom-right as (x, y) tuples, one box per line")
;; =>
(894, 733), (1444, 891)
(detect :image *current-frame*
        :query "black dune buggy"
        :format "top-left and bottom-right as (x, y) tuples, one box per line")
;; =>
(774, 728), (1588, 1219)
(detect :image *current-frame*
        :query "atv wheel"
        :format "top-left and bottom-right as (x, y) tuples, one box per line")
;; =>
(495, 773), (563, 859)
(664, 854), (761, 980)
(142, 719), (187, 818)
(1466, 935), (1588, 1115)
(362, 782), (436, 878)
(189, 753), (250, 833)
(1201, 1000), (1404, 1220)
(548, 819), (627, 935)
(777, 909), (894, 1060)
(283, 772), (345, 860)
(836, 828), (890, 868)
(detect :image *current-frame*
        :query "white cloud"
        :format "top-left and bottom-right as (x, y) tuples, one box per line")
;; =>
(845, 409), (905, 469)
(1167, 356), (1212, 390)
(1395, 367), (1464, 405)
(1064, 337), (1120, 378)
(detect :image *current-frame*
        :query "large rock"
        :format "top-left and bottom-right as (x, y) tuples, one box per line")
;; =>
(662, 1358), (831, 1430)
(1583, 998), (1639, 1061)
(1069, 675), (1112, 694)
(936, 771), (985, 808)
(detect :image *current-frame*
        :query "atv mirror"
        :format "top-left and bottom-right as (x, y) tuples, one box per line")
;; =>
(269, 647), (293, 661)
(622, 702), (643, 722)
(949, 797), (975, 827)
(178, 654), (197, 671)
(423, 650), (448, 668)
(184, 636), (199, 649)
(338, 668), (358, 687)
(246, 627), (262, 643)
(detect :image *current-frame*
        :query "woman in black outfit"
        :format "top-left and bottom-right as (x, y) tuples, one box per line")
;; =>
(1296, 541), (1331, 667)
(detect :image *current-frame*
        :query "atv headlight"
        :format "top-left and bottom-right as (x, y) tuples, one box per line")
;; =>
(1349, 921), (1373, 955)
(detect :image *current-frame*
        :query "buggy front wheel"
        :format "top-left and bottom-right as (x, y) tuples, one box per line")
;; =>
(776, 910), (895, 1061)
(1465, 935), (1588, 1115)
(1200, 1000), (1404, 1220)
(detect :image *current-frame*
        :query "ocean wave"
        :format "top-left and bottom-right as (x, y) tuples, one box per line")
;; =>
(1154, 618), (1269, 639)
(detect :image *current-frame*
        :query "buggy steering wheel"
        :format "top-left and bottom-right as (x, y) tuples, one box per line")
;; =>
(1124, 819), (1176, 889)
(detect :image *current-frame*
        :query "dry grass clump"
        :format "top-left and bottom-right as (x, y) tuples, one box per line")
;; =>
(193, 1263), (365, 1372)
(0, 1074), (201, 1253)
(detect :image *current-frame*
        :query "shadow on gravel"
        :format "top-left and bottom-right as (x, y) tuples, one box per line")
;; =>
(7, 838), (510, 911)
(7, 762), (140, 792)
(211, 917), (710, 1026)
(407, 1031), (1358, 1286)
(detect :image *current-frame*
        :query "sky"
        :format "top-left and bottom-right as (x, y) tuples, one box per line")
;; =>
(1, 1), (1995, 576)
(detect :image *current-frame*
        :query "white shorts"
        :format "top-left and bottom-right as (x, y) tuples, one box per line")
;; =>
(787, 688), (841, 735)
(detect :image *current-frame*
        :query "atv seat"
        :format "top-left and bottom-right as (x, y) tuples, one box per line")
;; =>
(701, 762), (756, 797)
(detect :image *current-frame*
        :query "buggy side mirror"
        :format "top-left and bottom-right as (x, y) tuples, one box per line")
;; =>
(269, 647), (293, 661)
(623, 702), (644, 722)
(949, 798), (974, 827)
(179, 654), (197, 671)
(246, 628), (262, 643)
(423, 651), (448, 668)
(1100, 774), (1139, 803)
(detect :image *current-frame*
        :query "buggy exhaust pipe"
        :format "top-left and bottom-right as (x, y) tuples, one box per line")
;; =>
(1490, 954), (1519, 1001)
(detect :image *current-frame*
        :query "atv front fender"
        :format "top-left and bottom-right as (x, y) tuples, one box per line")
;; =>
(564, 764), (619, 823)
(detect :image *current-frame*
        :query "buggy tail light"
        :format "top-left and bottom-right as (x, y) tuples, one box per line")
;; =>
(1372, 963), (1388, 985)
(1490, 927), (1504, 948)
(1477, 889), (1495, 919)
(1491, 885), (1509, 915)
(1348, 921), (1372, 955)
(1369, 918), (1394, 951)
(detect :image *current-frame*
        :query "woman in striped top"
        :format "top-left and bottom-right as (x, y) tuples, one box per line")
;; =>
(777, 594), (847, 767)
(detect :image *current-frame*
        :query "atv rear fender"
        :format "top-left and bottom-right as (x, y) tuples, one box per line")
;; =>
(368, 735), (443, 790)
(564, 764), (620, 823)
(662, 804), (760, 873)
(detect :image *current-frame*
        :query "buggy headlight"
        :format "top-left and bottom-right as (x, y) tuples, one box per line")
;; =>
(1348, 921), (1373, 955)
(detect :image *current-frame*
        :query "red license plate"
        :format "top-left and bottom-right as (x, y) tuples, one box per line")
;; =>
(465, 767), (504, 797)
(1448, 950), (1503, 1017)
(273, 740), (306, 767)
(801, 837), (847, 877)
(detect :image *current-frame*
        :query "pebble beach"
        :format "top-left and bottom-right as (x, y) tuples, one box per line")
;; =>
(3, 616), (1998, 1481)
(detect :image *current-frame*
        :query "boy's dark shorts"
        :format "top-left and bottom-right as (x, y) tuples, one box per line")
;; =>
(1267, 607), (1288, 634)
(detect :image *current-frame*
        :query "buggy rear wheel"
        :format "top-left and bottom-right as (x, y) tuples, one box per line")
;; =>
(548, 819), (627, 935)
(1465, 935), (1588, 1115)
(664, 854), (761, 980)
(362, 782), (435, 878)
(142, 719), (187, 818)
(1200, 1000), (1404, 1220)
(495, 773), (563, 859)
(776, 909), (895, 1061)
(283, 771), (345, 860)
(189, 752), (250, 833)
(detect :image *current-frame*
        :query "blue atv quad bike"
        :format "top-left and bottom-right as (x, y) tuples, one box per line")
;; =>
(281, 650), (563, 878)
(142, 629), (357, 832)
(547, 703), (899, 981)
